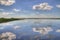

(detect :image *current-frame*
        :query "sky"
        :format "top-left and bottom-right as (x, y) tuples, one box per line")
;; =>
(0, 0), (60, 18)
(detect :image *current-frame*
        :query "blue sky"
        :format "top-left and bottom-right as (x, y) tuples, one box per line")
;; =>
(0, 0), (60, 18)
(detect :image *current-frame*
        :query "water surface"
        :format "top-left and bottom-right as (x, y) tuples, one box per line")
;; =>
(0, 19), (60, 40)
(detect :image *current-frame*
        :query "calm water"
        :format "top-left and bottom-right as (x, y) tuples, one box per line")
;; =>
(0, 19), (60, 40)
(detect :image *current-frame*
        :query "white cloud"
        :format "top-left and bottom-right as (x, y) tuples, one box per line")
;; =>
(2, 12), (11, 15)
(0, 0), (15, 6)
(29, 14), (59, 18)
(0, 32), (16, 40)
(13, 9), (20, 12)
(0, 10), (59, 18)
(0, 12), (59, 18)
(0, 12), (13, 18)
(33, 2), (53, 10)
(33, 27), (53, 35)
(56, 5), (60, 8)
(56, 29), (60, 32)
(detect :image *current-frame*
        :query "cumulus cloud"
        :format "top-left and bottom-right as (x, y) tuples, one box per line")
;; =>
(33, 27), (53, 35)
(56, 5), (60, 8)
(13, 8), (20, 12)
(33, 2), (53, 10)
(0, 12), (13, 16)
(0, 12), (14, 18)
(0, 0), (15, 6)
(56, 29), (60, 32)
(2, 12), (11, 15)
(0, 32), (16, 40)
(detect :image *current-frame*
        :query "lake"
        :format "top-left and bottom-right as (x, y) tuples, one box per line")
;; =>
(0, 19), (60, 40)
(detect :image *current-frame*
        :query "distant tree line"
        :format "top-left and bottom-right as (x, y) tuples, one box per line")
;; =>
(0, 18), (21, 23)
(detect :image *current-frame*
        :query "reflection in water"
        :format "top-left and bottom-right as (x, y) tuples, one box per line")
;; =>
(0, 32), (16, 40)
(0, 19), (60, 40)
(33, 27), (53, 35)
(56, 29), (60, 32)
(13, 26), (21, 30)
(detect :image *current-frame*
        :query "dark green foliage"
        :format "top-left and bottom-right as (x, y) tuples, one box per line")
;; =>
(0, 18), (20, 23)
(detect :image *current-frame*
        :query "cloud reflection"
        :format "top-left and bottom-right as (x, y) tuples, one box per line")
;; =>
(33, 27), (53, 35)
(0, 32), (16, 40)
